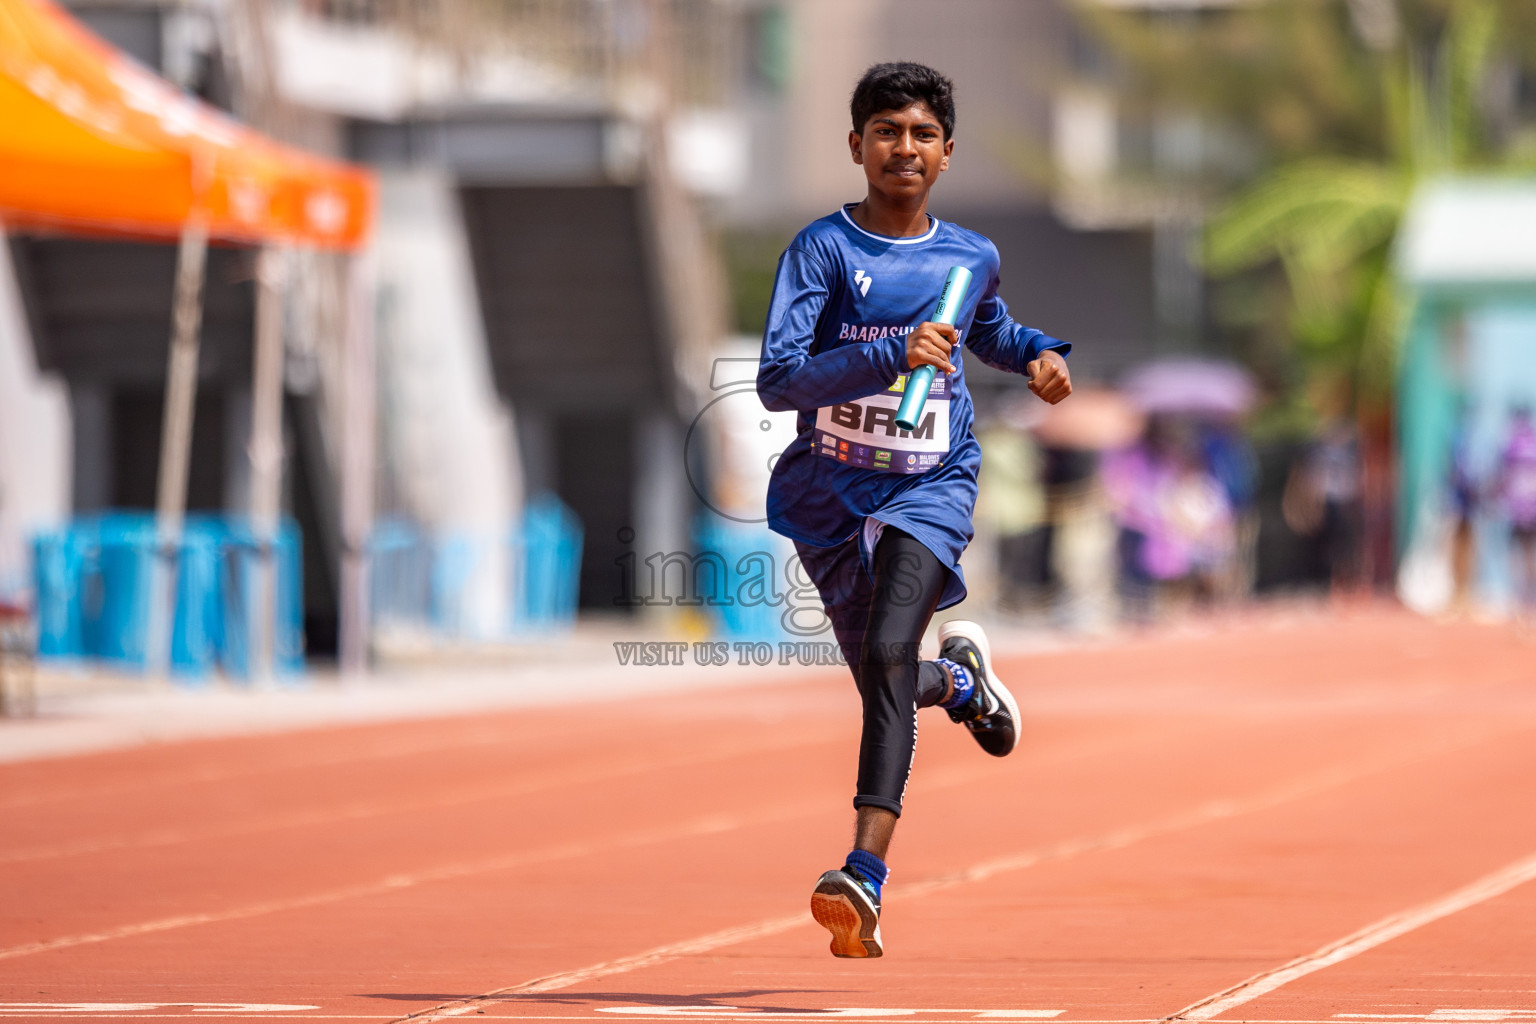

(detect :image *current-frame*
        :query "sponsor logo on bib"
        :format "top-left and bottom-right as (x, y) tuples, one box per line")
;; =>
(814, 371), (951, 474)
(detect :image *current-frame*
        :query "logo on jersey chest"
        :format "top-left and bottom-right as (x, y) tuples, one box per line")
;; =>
(853, 269), (872, 297)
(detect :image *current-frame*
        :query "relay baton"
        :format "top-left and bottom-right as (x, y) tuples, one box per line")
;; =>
(894, 265), (973, 431)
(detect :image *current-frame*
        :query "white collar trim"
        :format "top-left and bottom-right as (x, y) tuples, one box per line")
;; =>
(840, 205), (940, 244)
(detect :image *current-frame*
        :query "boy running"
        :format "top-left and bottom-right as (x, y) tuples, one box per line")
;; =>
(756, 62), (1073, 959)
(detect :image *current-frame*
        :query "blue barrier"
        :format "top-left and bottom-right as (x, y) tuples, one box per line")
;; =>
(89, 516), (155, 670)
(216, 520), (305, 680)
(694, 519), (791, 642)
(512, 495), (583, 631)
(32, 513), (303, 681)
(369, 518), (433, 628)
(431, 532), (493, 637)
(32, 529), (87, 659)
(367, 495), (583, 638)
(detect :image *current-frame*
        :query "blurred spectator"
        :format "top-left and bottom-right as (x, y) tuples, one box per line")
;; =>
(976, 420), (1050, 615)
(1019, 389), (1142, 630)
(1045, 444), (1116, 632)
(1199, 422), (1259, 599)
(1449, 407), (1480, 614)
(1165, 443), (1237, 602)
(1285, 416), (1365, 597)
(1105, 418), (1235, 619)
(1103, 433), (1160, 621)
(1498, 407), (1536, 615)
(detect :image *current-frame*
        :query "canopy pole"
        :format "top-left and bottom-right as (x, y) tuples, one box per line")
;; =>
(337, 251), (374, 680)
(248, 245), (286, 684)
(148, 219), (208, 679)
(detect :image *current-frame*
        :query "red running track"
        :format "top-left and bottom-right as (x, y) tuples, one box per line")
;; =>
(3, 606), (1536, 1023)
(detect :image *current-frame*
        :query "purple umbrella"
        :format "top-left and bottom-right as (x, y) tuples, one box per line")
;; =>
(1120, 359), (1257, 417)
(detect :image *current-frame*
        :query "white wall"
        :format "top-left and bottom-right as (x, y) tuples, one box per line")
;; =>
(371, 169), (521, 637)
(0, 234), (71, 600)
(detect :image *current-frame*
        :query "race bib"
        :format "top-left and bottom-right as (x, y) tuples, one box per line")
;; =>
(813, 371), (950, 474)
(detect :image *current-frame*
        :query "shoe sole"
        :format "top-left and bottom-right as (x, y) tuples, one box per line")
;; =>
(810, 871), (883, 958)
(937, 619), (1020, 757)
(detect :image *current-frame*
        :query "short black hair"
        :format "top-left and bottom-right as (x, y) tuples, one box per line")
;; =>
(850, 62), (956, 140)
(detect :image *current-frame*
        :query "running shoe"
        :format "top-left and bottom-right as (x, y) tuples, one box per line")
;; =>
(810, 865), (883, 958)
(937, 620), (1019, 757)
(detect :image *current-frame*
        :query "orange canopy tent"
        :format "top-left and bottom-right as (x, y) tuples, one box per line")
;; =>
(0, 0), (373, 248)
(0, 0), (378, 677)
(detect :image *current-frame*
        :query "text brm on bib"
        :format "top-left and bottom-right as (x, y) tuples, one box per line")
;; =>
(813, 370), (951, 474)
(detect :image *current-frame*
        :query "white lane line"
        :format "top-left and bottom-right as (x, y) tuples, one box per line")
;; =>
(0, 1004), (318, 1015)
(3, 718), (1153, 867)
(593, 1009), (1063, 1018)
(0, 1019), (1438, 1023)
(0, 751), (1007, 964)
(2, 724), (1506, 985)
(0, 811), (769, 964)
(0, 726), (536, 811)
(1338, 1014), (1536, 1020)
(392, 736), (1495, 1024)
(0, 1019), (1499, 1024)
(0, 732), (836, 866)
(0, 721), (1155, 960)
(1165, 849), (1536, 1021)
(1337, 1016), (1536, 1021)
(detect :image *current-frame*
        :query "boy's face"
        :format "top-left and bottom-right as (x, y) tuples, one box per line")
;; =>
(849, 102), (952, 203)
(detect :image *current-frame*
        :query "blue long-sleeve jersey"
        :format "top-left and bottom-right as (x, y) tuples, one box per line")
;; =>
(757, 205), (1068, 606)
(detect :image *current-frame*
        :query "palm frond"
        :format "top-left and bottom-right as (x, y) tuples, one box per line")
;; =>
(1442, 0), (1499, 166)
(1205, 158), (1407, 277)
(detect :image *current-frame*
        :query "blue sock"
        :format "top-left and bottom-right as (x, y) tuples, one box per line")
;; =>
(936, 658), (974, 710)
(845, 849), (888, 900)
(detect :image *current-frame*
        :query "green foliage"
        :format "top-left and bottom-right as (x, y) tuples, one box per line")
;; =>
(1082, 0), (1536, 410)
(1078, 0), (1388, 163)
(1205, 156), (1408, 394)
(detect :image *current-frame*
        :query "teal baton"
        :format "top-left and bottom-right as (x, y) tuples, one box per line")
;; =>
(894, 265), (973, 431)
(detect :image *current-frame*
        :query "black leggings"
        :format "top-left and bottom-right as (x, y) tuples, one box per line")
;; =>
(795, 527), (951, 816)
